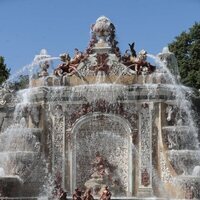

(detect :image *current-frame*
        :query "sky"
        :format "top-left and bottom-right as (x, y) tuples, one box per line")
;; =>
(0, 0), (200, 76)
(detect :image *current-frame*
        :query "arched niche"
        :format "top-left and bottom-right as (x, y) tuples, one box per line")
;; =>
(69, 113), (135, 196)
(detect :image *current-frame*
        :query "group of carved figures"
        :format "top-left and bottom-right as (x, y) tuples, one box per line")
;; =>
(72, 186), (111, 200)
(91, 151), (112, 179)
(53, 41), (155, 78)
(121, 43), (155, 74)
(54, 49), (87, 77)
(53, 186), (111, 200)
(52, 152), (113, 200)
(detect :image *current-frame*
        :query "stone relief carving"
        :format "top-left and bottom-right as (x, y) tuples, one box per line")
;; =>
(66, 101), (138, 131)
(141, 169), (150, 187)
(160, 151), (173, 183)
(84, 151), (120, 195)
(0, 83), (15, 105)
(53, 112), (64, 173)
(76, 55), (97, 76)
(140, 103), (152, 187)
(121, 103), (138, 128)
(167, 133), (178, 149)
(73, 117), (130, 195)
(165, 105), (178, 125)
(52, 104), (64, 119)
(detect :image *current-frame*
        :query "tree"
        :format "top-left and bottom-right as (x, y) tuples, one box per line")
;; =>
(168, 22), (200, 89)
(0, 56), (10, 85)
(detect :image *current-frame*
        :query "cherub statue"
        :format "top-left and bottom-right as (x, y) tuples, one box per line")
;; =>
(70, 48), (85, 68)
(72, 188), (82, 200)
(39, 60), (50, 77)
(100, 186), (112, 200)
(54, 49), (88, 77)
(91, 151), (111, 179)
(84, 152), (116, 195)
(132, 49), (155, 74)
(54, 53), (72, 76)
(82, 189), (94, 200)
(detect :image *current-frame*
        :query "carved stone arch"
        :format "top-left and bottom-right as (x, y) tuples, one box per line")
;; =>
(71, 112), (133, 134)
(69, 112), (135, 196)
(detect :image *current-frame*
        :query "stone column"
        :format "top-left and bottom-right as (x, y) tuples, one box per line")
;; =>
(51, 104), (65, 188)
(137, 102), (153, 197)
(65, 123), (71, 193)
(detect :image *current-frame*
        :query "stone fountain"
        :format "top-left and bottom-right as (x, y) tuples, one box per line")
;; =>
(0, 16), (200, 199)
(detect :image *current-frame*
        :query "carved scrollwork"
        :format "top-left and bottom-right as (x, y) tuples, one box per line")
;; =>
(0, 83), (15, 105)
(72, 115), (131, 194)
(140, 104), (151, 167)
(53, 116), (64, 172)
(139, 103), (152, 187)
(160, 151), (173, 183)
(76, 131), (129, 192)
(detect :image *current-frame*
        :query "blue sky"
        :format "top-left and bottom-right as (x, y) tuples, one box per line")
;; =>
(0, 0), (200, 75)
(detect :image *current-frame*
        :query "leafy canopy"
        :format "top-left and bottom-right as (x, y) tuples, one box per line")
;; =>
(0, 56), (10, 85)
(169, 22), (200, 89)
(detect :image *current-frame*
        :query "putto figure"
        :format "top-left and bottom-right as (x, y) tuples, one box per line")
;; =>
(91, 151), (111, 179)
(82, 189), (94, 200)
(100, 186), (112, 200)
(122, 43), (156, 74)
(54, 49), (86, 77)
(54, 53), (72, 76)
(72, 188), (82, 200)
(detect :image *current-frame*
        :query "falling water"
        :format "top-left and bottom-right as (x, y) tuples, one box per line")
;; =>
(1, 16), (200, 199)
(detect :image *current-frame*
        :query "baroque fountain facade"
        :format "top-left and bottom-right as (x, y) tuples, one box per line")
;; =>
(0, 16), (200, 199)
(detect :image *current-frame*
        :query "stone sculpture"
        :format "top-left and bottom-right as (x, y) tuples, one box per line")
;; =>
(91, 152), (111, 178)
(59, 191), (67, 200)
(185, 185), (194, 199)
(84, 152), (115, 195)
(72, 188), (82, 200)
(141, 169), (150, 187)
(92, 16), (114, 44)
(122, 47), (155, 74)
(82, 189), (94, 200)
(54, 49), (87, 77)
(0, 16), (200, 200)
(0, 82), (14, 105)
(91, 53), (109, 75)
(39, 60), (50, 77)
(33, 49), (51, 77)
(100, 186), (112, 200)
(54, 53), (72, 76)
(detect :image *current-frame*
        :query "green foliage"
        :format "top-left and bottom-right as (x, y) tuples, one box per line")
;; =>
(169, 22), (200, 89)
(0, 56), (10, 84)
